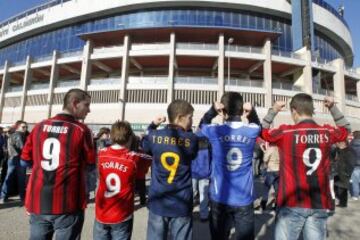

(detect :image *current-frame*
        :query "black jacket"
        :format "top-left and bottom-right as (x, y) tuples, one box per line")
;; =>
(350, 138), (360, 166)
(334, 147), (356, 188)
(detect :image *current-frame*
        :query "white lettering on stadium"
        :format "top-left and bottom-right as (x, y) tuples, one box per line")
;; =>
(42, 125), (68, 134)
(101, 162), (128, 172)
(294, 133), (329, 144)
(0, 28), (9, 38)
(12, 14), (44, 32)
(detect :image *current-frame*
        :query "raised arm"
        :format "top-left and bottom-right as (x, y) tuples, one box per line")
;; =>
(324, 96), (351, 132)
(262, 101), (286, 129)
(199, 102), (223, 127)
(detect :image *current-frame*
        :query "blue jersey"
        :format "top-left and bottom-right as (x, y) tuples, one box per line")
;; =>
(201, 121), (260, 206)
(142, 124), (198, 217)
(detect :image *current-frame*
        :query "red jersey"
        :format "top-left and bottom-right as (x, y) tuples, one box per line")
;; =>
(95, 147), (149, 224)
(262, 119), (347, 209)
(21, 114), (95, 215)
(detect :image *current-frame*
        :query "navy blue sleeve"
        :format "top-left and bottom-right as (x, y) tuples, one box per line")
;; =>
(247, 107), (260, 126)
(141, 133), (153, 155)
(199, 105), (218, 128)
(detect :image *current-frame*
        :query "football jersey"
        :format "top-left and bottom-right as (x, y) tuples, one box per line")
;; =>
(95, 147), (150, 224)
(142, 125), (198, 217)
(261, 119), (348, 209)
(21, 114), (95, 215)
(201, 121), (261, 206)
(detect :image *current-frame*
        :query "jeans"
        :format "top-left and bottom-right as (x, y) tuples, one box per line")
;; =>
(93, 218), (133, 240)
(210, 201), (254, 240)
(192, 178), (209, 219)
(146, 211), (192, 240)
(0, 156), (26, 201)
(275, 207), (328, 240)
(29, 211), (84, 240)
(262, 171), (279, 202)
(351, 167), (360, 197)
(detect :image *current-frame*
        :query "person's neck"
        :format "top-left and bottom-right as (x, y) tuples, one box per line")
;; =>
(295, 115), (313, 124)
(111, 144), (125, 149)
(226, 115), (242, 122)
(60, 109), (77, 119)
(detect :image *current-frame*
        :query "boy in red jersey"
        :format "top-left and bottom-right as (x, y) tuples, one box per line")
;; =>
(261, 93), (351, 240)
(94, 121), (151, 240)
(21, 88), (95, 240)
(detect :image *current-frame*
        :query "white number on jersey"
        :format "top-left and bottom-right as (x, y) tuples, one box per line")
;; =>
(41, 138), (60, 171)
(226, 147), (243, 171)
(302, 147), (322, 175)
(104, 173), (121, 198)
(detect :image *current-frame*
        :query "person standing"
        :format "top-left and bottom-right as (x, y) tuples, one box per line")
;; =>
(0, 120), (28, 203)
(20, 88), (95, 240)
(199, 92), (261, 240)
(261, 94), (350, 240)
(350, 131), (360, 200)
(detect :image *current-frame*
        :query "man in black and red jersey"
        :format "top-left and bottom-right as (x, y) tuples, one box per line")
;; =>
(261, 93), (350, 240)
(21, 88), (95, 240)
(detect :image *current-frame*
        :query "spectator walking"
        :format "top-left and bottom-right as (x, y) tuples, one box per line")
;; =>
(350, 131), (360, 200)
(0, 121), (28, 203)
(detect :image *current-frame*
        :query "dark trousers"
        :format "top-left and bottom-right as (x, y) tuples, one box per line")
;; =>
(135, 179), (146, 205)
(30, 211), (84, 240)
(335, 185), (348, 207)
(210, 201), (254, 240)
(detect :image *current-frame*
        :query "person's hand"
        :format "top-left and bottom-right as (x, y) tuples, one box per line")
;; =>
(272, 101), (286, 113)
(243, 102), (252, 118)
(324, 96), (335, 108)
(153, 116), (166, 126)
(213, 102), (225, 116)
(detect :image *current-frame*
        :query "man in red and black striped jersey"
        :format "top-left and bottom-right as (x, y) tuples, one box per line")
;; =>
(21, 88), (95, 240)
(261, 93), (350, 240)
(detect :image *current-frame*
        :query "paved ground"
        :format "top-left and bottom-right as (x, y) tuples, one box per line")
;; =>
(0, 180), (360, 239)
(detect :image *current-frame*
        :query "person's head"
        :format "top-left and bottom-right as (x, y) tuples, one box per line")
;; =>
(96, 127), (110, 140)
(62, 88), (91, 120)
(289, 93), (314, 122)
(110, 121), (134, 146)
(167, 100), (194, 130)
(15, 120), (27, 132)
(353, 131), (360, 139)
(220, 92), (244, 119)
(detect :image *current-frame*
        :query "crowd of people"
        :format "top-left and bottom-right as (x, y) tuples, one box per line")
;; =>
(0, 87), (359, 240)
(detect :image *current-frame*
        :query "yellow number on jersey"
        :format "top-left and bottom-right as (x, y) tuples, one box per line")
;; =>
(160, 152), (180, 184)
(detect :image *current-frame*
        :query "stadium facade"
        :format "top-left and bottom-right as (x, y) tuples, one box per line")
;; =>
(0, 0), (359, 130)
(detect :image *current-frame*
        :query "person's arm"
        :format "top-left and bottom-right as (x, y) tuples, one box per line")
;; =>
(84, 128), (96, 166)
(199, 103), (219, 127)
(20, 129), (34, 164)
(324, 97), (351, 131)
(262, 101), (286, 129)
(147, 116), (166, 131)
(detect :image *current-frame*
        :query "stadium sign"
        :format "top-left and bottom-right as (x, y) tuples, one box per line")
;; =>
(0, 14), (45, 38)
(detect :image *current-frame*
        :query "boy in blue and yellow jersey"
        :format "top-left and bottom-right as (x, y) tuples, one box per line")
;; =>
(199, 92), (261, 240)
(142, 100), (198, 240)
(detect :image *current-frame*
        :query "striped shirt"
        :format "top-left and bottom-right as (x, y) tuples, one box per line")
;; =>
(21, 114), (95, 215)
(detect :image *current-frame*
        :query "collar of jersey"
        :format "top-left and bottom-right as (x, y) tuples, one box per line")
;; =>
(56, 113), (76, 121)
(166, 124), (186, 131)
(297, 119), (316, 125)
(225, 121), (244, 128)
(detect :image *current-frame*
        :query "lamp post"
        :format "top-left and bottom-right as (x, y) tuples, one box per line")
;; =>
(227, 38), (234, 86)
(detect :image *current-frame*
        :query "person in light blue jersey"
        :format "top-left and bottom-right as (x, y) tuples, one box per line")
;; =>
(199, 92), (261, 240)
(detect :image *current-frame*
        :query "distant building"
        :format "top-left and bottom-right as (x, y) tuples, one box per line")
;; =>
(0, 0), (359, 129)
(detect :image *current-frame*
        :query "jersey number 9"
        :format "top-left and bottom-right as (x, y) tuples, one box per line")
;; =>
(160, 152), (180, 184)
(41, 138), (60, 171)
(105, 173), (121, 198)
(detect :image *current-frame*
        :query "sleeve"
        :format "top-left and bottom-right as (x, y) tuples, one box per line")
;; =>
(141, 133), (153, 155)
(199, 105), (218, 128)
(329, 105), (351, 132)
(21, 129), (34, 162)
(329, 126), (348, 144)
(261, 126), (284, 144)
(247, 107), (261, 125)
(84, 128), (96, 165)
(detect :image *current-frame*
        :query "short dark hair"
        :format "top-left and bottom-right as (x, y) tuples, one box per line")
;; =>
(63, 88), (91, 110)
(220, 92), (244, 116)
(167, 100), (194, 123)
(110, 121), (134, 145)
(290, 93), (314, 116)
(96, 127), (110, 139)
